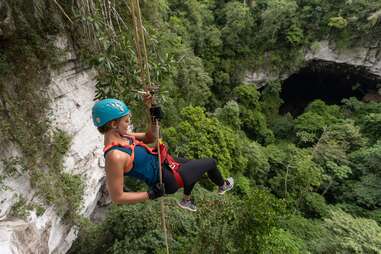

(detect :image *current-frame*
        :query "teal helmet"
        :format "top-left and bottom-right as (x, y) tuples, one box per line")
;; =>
(92, 98), (130, 127)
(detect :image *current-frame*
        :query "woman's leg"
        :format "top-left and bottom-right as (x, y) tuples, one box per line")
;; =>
(179, 158), (225, 195)
(161, 157), (190, 195)
(174, 157), (189, 164)
(162, 166), (179, 194)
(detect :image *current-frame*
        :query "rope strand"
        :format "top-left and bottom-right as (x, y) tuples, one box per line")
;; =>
(156, 120), (170, 254)
(129, 2), (169, 253)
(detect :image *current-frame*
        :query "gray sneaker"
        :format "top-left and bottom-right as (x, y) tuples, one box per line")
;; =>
(218, 177), (234, 195)
(178, 199), (197, 212)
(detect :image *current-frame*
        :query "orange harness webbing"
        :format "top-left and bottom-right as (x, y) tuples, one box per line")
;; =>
(103, 136), (184, 188)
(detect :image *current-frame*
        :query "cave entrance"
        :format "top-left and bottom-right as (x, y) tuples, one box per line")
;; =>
(279, 60), (380, 117)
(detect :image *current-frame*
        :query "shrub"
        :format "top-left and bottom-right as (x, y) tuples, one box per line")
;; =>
(328, 16), (348, 29)
(259, 228), (304, 254)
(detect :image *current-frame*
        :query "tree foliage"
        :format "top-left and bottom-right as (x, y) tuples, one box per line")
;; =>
(323, 208), (381, 253)
(163, 106), (248, 178)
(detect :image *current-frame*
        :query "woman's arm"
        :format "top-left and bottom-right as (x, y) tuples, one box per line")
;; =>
(105, 150), (149, 204)
(128, 93), (158, 144)
(127, 121), (156, 143)
(128, 126), (156, 144)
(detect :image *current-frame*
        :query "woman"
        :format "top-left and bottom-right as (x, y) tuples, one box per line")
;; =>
(92, 97), (233, 211)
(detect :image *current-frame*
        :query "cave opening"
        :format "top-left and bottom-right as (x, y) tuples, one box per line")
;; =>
(279, 61), (380, 117)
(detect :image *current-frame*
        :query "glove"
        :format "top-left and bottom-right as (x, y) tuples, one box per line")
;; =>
(147, 183), (165, 200)
(150, 106), (163, 121)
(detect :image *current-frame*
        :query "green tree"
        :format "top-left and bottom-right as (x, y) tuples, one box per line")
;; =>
(213, 100), (241, 130)
(294, 100), (344, 145)
(163, 106), (248, 177)
(312, 120), (365, 197)
(340, 141), (381, 209)
(256, 0), (299, 46)
(346, 174), (381, 209)
(219, 1), (253, 55)
(362, 113), (381, 142)
(267, 143), (323, 200)
(230, 188), (288, 253)
(243, 140), (270, 186)
(299, 192), (329, 218)
(342, 98), (381, 143)
(234, 84), (275, 144)
(350, 141), (381, 176)
(281, 214), (330, 253)
(323, 208), (381, 253)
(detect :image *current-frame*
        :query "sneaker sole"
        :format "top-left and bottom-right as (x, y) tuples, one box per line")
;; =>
(218, 186), (233, 195)
(177, 202), (197, 212)
(218, 178), (234, 195)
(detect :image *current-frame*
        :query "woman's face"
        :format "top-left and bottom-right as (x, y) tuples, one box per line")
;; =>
(115, 114), (131, 135)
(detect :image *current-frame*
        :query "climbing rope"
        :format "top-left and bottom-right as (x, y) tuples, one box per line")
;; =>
(129, 1), (170, 254)
(129, 0), (152, 91)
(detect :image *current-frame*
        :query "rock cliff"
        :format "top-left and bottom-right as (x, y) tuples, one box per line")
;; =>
(0, 35), (105, 254)
(245, 41), (381, 87)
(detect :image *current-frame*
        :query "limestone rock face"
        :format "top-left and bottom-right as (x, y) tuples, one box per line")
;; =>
(0, 35), (105, 254)
(0, 219), (47, 254)
(244, 70), (278, 88)
(244, 41), (381, 86)
(305, 41), (381, 78)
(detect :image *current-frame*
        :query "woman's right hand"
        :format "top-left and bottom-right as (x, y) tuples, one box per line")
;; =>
(147, 183), (165, 199)
(143, 92), (154, 108)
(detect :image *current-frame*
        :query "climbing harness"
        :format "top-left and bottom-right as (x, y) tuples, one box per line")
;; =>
(129, 1), (170, 253)
(103, 136), (184, 188)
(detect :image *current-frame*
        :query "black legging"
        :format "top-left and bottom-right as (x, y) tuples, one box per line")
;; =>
(163, 158), (225, 196)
